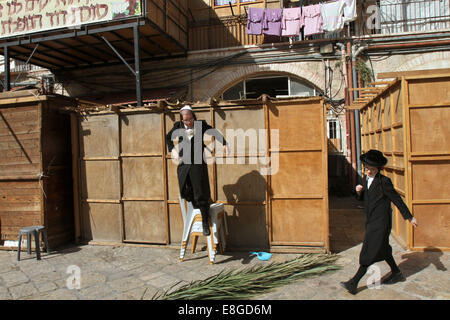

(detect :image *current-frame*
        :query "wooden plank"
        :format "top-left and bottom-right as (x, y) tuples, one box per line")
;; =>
(271, 199), (325, 244)
(123, 201), (166, 243)
(412, 204), (450, 248)
(81, 202), (122, 242)
(81, 160), (121, 200)
(161, 112), (169, 244)
(408, 77), (450, 106)
(223, 204), (269, 249)
(79, 114), (119, 158)
(409, 107), (450, 155)
(120, 112), (162, 155)
(402, 77), (413, 249)
(271, 152), (323, 198)
(121, 157), (164, 199)
(377, 68), (450, 79)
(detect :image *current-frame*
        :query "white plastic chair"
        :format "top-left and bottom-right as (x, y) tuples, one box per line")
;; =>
(179, 196), (228, 264)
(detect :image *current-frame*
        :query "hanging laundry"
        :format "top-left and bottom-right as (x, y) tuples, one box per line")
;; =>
(264, 8), (283, 36)
(282, 7), (303, 37)
(343, 0), (358, 23)
(321, 0), (345, 33)
(302, 4), (324, 36)
(246, 7), (267, 35)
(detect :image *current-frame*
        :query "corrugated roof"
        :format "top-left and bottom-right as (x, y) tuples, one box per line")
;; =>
(78, 87), (188, 107)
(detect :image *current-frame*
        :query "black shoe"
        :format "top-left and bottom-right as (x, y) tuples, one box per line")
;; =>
(383, 271), (405, 285)
(202, 221), (210, 236)
(340, 280), (357, 295)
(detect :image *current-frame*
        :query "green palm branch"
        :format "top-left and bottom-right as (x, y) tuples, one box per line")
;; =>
(152, 253), (341, 300)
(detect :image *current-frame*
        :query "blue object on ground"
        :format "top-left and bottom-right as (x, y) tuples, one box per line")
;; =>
(250, 251), (272, 261)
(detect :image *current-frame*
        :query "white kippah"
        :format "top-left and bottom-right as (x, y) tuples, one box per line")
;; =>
(180, 105), (192, 112)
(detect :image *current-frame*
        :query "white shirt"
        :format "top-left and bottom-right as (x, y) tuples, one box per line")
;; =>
(184, 124), (195, 140)
(367, 175), (375, 189)
(343, 0), (357, 23)
(321, 0), (345, 32)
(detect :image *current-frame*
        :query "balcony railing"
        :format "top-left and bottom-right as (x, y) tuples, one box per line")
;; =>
(189, 0), (450, 51)
(378, 0), (450, 34)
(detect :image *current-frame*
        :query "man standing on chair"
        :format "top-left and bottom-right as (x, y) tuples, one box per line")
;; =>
(166, 105), (228, 236)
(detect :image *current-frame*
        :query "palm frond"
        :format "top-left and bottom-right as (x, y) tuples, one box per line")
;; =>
(152, 253), (341, 300)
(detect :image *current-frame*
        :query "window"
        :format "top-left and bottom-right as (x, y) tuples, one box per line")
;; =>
(221, 75), (318, 100)
(328, 120), (338, 139)
(215, 0), (236, 5)
(214, 0), (257, 6)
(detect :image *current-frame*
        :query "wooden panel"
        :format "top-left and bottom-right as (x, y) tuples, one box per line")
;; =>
(81, 203), (121, 242)
(0, 181), (41, 240)
(392, 126), (403, 152)
(268, 102), (322, 151)
(79, 114), (119, 158)
(395, 170), (406, 193)
(224, 204), (269, 249)
(412, 161), (450, 200)
(375, 100), (382, 130)
(410, 107), (450, 154)
(123, 201), (166, 243)
(81, 161), (120, 200)
(214, 108), (265, 155)
(396, 195), (409, 246)
(122, 157), (164, 199)
(271, 152), (323, 198)
(413, 204), (450, 248)
(392, 87), (403, 123)
(384, 93), (392, 127)
(271, 199), (324, 243)
(0, 106), (41, 176)
(408, 78), (450, 106)
(167, 158), (180, 201)
(217, 157), (266, 202)
(121, 112), (162, 154)
(375, 131), (382, 150)
(168, 203), (183, 244)
(384, 129), (392, 153)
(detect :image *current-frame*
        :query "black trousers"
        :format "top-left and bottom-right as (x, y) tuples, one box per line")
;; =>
(181, 172), (210, 222)
(351, 252), (400, 285)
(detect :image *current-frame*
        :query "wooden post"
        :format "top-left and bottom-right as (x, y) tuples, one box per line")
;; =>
(70, 113), (82, 242)
(401, 77), (413, 250)
(161, 112), (170, 244)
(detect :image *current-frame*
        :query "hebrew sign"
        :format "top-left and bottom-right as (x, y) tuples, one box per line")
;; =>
(0, 0), (142, 39)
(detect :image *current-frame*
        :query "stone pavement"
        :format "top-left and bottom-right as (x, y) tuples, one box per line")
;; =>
(0, 197), (448, 300)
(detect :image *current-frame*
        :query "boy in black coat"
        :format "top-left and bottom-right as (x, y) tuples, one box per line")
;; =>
(340, 150), (418, 295)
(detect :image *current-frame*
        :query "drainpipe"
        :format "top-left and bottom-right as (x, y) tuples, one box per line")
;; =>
(336, 42), (353, 192)
(346, 42), (356, 189)
(351, 44), (368, 183)
(335, 43), (348, 89)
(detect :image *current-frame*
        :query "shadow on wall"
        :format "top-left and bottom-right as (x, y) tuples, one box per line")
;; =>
(222, 169), (270, 251)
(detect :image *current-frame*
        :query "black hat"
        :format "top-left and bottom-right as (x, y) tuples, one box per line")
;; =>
(360, 149), (388, 167)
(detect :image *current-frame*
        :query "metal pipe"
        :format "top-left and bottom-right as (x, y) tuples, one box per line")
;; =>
(351, 44), (367, 184)
(367, 39), (450, 50)
(337, 41), (353, 192)
(4, 46), (10, 91)
(347, 42), (356, 189)
(134, 25), (143, 107)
